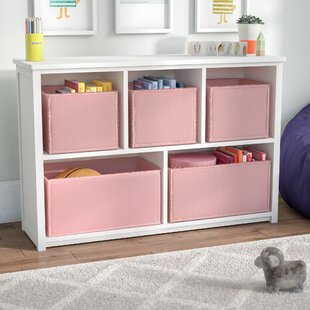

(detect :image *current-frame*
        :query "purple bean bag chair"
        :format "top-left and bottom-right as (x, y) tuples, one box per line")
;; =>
(280, 104), (310, 218)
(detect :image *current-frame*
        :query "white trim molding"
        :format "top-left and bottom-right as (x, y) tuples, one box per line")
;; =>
(0, 180), (21, 224)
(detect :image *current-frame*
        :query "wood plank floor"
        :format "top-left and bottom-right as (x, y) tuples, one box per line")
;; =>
(0, 199), (309, 274)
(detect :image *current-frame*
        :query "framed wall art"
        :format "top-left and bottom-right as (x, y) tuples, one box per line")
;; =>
(115, 0), (174, 34)
(34, 0), (97, 36)
(195, 0), (249, 33)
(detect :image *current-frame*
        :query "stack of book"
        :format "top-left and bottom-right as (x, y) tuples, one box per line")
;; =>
(55, 79), (113, 94)
(133, 76), (185, 90)
(213, 146), (267, 165)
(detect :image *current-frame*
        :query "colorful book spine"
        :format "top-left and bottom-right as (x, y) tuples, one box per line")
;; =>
(85, 84), (97, 92)
(63, 86), (76, 94)
(216, 148), (238, 163)
(163, 77), (176, 89)
(243, 146), (267, 161)
(138, 78), (158, 90)
(213, 150), (234, 165)
(91, 80), (112, 92)
(144, 76), (164, 89)
(242, 150), (253, 162)
(64, 80), (85, 93)
(133, 79), (152, 90)
(176, 82), (185, 88)
(225, 146), (243, 163)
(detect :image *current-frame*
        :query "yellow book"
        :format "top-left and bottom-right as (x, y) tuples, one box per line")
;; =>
(78, 82), (85, 93)
(96, 86), (103, 92)
(91, 80), (113, 92)
(86, 84), (97, 92)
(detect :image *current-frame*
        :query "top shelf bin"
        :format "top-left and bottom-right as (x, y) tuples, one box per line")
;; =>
(206, 78), (270, 142)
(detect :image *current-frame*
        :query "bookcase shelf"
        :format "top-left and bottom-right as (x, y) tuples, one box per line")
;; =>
(14, 55), (285, 251)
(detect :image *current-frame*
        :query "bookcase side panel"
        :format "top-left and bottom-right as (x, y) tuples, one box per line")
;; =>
(18, 70), (46, 250)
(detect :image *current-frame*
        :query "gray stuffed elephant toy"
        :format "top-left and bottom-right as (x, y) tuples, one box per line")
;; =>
(255, 247), (307, 293)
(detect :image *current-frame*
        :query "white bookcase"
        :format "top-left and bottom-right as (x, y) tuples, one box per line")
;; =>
(14, 55), (285, 251)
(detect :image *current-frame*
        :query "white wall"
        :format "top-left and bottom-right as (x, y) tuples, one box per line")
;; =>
(0, 0), (309, 221)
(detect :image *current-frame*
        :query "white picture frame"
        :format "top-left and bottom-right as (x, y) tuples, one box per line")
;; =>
(34, 0), (97, 36)
(115, 0), (174, 34)
(195, 0), (249, 33)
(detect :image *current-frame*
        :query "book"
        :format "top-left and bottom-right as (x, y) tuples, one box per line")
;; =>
(63, 86), (76, 94)
(176, 82), (185, 88)
(64, 80), (85, 93)
(213, 150), (234, 165)
(216, 147), (237, 163)
(225, 146), (243, 163)
(242, 150), (253, 162)
(96, 86), (103, 92)
(91, 80), (112, 92)
(243, 146), (267, 161)
(56, 89), (69, 94)
(163, 77), (176, 89)
(133, 80), (152, 90)
(85, 84), (97, 92)
(138, 78), (158, 90)
(144, 76), (164, 89)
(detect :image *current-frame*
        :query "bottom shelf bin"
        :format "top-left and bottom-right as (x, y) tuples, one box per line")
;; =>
(44, 157), (161, 237)
(169, 160), (271, 223)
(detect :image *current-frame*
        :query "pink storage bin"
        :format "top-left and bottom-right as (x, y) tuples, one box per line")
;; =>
(42, 86), (119, 154)
(206, 79), (270, 142)
(129, 87), (197, 148)
(169, 152), (216, 168)
(44, 157), (161, 237)
(169, 160), (271, 223)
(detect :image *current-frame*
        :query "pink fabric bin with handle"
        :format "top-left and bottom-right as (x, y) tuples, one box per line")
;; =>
(169, 160), (271, 223)
(129, 87), (197, 148)
(42, 86), (119, 154)
(44, 157), (161, 237)
(206, 79), (270, 142)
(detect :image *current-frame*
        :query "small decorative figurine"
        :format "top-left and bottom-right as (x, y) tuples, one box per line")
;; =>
(255, 247), (307, 293)
(256, 32), (266, 56)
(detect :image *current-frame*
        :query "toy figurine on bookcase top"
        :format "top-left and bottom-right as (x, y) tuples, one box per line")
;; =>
(49, 0), (81, 20)
(256, 32), (266, 56)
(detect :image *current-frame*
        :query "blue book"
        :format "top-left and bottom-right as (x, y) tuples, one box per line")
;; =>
(176, 82), (185, 88)
(133, 80), (152, 90)
(162, 77), (176, 89)
(144, 76), (164, 89)
(138, 78), (158, 90)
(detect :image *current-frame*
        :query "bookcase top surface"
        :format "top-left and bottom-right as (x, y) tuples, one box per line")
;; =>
(14, 55), (286, 71)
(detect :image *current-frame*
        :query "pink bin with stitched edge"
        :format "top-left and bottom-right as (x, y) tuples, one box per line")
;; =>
(129, 87), (197, 148)
(169, 160), (271, 223)
(206, 79), (270, 142)
(42, 86), (119, 154)
(44, 157), (161, 237)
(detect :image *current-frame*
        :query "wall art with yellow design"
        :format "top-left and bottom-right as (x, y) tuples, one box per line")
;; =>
(195, 0), (249, 33)
(34, 0), (97, 36)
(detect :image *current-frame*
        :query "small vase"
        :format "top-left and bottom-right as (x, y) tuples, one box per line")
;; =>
(238, 24), (262, 56)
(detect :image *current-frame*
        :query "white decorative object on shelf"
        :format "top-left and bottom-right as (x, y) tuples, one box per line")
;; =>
(188, 41), (247, 56)
(33, 0), (97, 36)
(195, 0), (249, 33)
(14, 55), (285, 251)
(115, 0), (174, 34)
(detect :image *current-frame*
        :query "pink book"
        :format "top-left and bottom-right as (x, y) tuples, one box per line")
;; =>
(243, 146), (266, 161)
(213, 150), (234, 165)
(216, 148), (238, 163)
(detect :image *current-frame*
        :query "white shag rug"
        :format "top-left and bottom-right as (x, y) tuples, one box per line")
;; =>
(0, 235), (310, 310)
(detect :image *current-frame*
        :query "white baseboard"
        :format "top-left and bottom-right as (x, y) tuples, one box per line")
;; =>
(0, 180), (21, 224)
